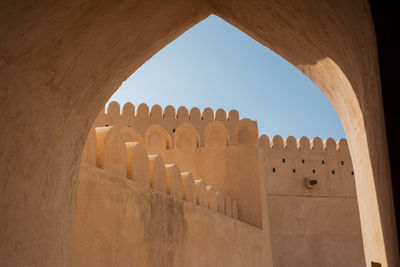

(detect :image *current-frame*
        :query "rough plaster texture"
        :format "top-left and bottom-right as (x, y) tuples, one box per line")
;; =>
(0, 1), (398, 266)
(95, 106), (263, 227)
(77, 104), (366, 266)
(73, 164), (270, 267)
(260, 134), (366, 266)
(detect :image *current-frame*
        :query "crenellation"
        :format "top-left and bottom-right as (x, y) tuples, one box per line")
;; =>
(174, 122), (200, 149)
(107, 101), (120, 117)
(234, 118), (259, 146)
(122, 102), (135, 118)
(120, 127), (143, 143)
(298, 136), (310, 151)
(82, 125), (240, 221)
(163, 105), (176, 119)
(93, 102), (242, 148)
(271, 135), (284, 150)
(145, 125), (171, 155)
(201, 107), (214, 122)
(136, 103), (149, 119)
(181, 172), (196, 204)
(216, 192), (226, 215)
(177, 106), (189, 120)
(215, 108), (227, 122)
(206, 186), (217, 210)
(126, 142), (149, 186)
(204, 121), (229, 148)
(86, 102), (356, 228)
(324, 137), (336, 151)
(284, 136), (297, 151)
(148, 154), (167, 194)
(194, 179), (208, 207)
(165, 164), (183, 200)
(227, 109), (239, 123)
(311, 137), (323, 152)
(189, 107), (201, 121)
(260, 134), (356, 197)
(76, 101), (365, 267)
(149, 104), (162, 120)
(95, 126), (127, 178)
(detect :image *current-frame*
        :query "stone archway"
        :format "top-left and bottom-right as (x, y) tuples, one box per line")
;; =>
(0, 0), (398, 266)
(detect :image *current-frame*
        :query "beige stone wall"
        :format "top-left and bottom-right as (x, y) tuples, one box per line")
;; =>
(260, 135), (366, 266)
(76, 103), (366, 266)
(94, 102), (240, 146)
(74, 164), (271, 267)
(1, 2), (397, 266)
(74, 121), (272, 266)
(93, 102), (262, 227)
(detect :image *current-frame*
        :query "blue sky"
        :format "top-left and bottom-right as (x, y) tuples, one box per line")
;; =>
(107, 15), (345, 140)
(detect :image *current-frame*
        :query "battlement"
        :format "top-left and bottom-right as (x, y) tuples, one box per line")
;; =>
(87, 102), (357, 225)
(81, 126), (239, 220)
(88, 103), (262, 227)
(259, 134), (356, 197)
(94, 102), (242, 146)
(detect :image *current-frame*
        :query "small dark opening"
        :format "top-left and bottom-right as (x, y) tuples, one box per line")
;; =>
(309, 179), (318, 186)
(173, 128), (176, 133)
(312, 169), (316, 174)
(282, 158), (286, 163)
(272, 168), (276, 173)
(341, 161), (344, 166)
(302, 159), (305, 164)
(322, 160), (325, 165)
(293, 169), (296, 173)
(332, 170), (335, 175)
(105, 124), (109, 127)
(351, 171), (354, 175)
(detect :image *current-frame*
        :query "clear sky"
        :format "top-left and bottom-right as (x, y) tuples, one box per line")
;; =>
(107, 15), (345, 140)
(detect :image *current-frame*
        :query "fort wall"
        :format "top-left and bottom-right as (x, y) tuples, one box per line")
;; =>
(74, 124), (271, 266)
(73, 164), (270, 267)
(94, 102), (240, 146)
(91, 102), (262, 227)
(259, 134), (366, 266)
(76, 102), (365, 267)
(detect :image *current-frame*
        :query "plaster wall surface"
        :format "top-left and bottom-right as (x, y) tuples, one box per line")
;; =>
(95, 103), (262, 227)
(0, 1), (397, 266)
(73, 164), (270, 267)
(260, 135), (365, 266)
(84, 103), (365, 266)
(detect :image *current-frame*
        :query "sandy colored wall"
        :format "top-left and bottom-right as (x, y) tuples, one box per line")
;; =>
(1, 1), (397, 266)
(74, 122), (273, 266)
(73, 166), (271, 267)
(87, 104), (366, 266)
(260, 135), (366, 266)
(94, 103), (262, 227)
(94, 102), (240, 147)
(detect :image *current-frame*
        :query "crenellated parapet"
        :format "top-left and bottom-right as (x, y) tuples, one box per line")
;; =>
(259, 134), (356, 197)
(81, 126), (239, 220)
(87, 105), (262, 227)
(93, 102), (241, 147)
